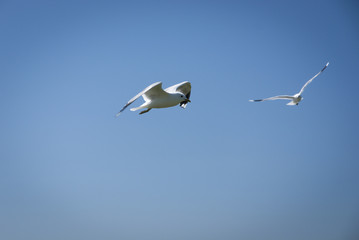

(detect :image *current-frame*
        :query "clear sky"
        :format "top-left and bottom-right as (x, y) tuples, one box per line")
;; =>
(1, 0), (359, 239)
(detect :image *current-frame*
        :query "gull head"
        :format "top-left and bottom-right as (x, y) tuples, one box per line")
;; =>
(293, 93), (302, 101)
(176, 93), (191, 103)
(295, 95), (303, 105)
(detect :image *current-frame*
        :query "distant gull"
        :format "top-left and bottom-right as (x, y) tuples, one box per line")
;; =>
(250, 62), (329, 105)
(116, 81), (191, 116)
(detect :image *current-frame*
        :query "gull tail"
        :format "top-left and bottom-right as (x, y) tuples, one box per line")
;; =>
(130, 107), (142, 111)
(286, 101), (296, 105)
(130, 102), (150, 111)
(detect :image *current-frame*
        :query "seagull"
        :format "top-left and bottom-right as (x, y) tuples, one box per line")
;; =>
(116, 81), (191, 116)
(250, 62), (329, 105)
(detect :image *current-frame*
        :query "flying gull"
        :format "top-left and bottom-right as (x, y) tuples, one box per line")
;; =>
(250, 62), (329, 105)
(116, 81), (191, 116)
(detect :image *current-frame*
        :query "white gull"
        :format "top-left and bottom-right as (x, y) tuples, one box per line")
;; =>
(250, 62), (329, 105)
(116, 81), (191, 116)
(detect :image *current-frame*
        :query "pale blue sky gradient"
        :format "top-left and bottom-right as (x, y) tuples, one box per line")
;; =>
(1, 1), (359, 239)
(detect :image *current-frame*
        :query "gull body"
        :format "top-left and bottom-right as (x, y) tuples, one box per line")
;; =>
(116, 81), (191, 116)
(131, 92), (187, 111)
(250, 62), (329, 106)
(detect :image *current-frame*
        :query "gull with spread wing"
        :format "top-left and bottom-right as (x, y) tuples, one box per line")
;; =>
(250, 62), (329, 105)
(116, 81), (191, 116)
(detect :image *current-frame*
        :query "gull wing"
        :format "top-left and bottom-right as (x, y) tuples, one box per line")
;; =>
(116, 82), (166, 116)
(298, 62), (329, 95)
(165, 81), (191, 108)
(249, 95), (295, 102)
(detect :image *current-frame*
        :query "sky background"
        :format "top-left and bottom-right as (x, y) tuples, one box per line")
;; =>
(1, 0), (359, 239)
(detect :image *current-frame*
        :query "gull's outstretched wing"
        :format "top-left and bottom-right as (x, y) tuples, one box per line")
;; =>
(249, 95), (295, 102)
(298, 62), (329, 95)
(116, 82), (166, 116)
(165, 81), (191, 108)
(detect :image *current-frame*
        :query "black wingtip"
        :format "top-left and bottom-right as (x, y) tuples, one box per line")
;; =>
(321, 62), (329, 72)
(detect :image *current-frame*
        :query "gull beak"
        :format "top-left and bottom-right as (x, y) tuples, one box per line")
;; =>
(186, 99), (191, 103)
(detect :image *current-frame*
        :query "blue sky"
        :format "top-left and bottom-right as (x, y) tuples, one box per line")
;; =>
(1, 0), (359, 239)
